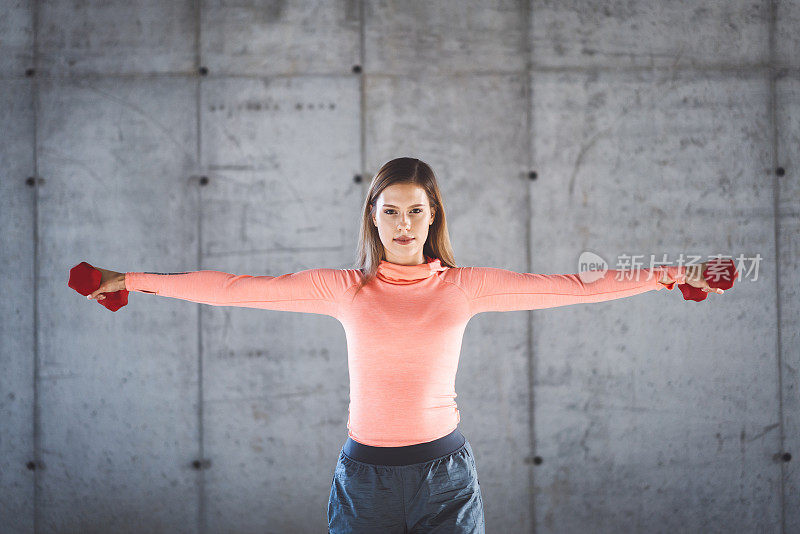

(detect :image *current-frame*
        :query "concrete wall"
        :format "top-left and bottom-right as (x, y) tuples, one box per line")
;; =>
(1, 1), (797, 532)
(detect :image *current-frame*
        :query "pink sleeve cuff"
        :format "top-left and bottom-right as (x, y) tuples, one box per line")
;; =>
(125, 272), (143, 292)
(654, 265), (687, 290)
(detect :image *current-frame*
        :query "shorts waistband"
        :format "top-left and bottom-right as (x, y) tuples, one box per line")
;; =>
(342, 428), (466, 466)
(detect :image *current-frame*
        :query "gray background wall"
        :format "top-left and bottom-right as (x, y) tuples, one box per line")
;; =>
(0, 1), (797, 533)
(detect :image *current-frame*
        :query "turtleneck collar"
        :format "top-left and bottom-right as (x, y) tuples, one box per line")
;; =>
(376, 255), (448, 284)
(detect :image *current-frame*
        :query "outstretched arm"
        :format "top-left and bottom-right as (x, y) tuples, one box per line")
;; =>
(459, 264), (687, 316)
(123, 268), (349, 318)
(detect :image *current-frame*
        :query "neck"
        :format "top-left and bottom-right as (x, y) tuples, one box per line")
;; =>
(383, 251), (426, 265)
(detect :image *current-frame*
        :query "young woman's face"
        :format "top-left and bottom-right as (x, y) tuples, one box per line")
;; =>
(371, 183), (435, 265)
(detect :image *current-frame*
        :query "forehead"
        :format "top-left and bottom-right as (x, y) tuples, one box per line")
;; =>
(377, 183), (428, 205)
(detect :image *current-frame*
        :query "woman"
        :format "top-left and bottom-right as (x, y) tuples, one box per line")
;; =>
(88, 157), (725, 533)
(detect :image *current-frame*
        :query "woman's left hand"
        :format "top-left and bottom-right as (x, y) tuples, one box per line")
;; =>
(685, 262), (725, 294)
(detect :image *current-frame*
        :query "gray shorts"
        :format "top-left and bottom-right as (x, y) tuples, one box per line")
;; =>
(327, 437), (485, 533)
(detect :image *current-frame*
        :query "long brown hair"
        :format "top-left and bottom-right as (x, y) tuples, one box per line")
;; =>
(351, 157), (457, 298)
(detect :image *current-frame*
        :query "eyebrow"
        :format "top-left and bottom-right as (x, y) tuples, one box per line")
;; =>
(383, 204), (425, 208)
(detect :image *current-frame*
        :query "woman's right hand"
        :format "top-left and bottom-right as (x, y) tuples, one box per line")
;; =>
(87, 268), (126, 300)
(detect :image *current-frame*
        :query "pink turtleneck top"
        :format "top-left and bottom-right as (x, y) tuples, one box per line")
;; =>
(125, 257), (686, 447)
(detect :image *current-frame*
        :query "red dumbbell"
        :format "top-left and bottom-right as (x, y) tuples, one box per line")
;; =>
(678, 258), (738, 302)
(68, 261), (129, 312)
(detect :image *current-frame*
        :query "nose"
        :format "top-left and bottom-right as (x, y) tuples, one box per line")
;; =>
(397, 215), (410, 230)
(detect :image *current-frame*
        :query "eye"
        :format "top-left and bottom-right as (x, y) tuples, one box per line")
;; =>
(383, 209), (423, 214)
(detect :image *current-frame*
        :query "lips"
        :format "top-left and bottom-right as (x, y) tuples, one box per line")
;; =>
(394, 237), (414, 244)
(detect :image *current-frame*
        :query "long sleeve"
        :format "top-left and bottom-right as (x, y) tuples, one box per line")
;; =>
(455, 265), (687, 316)
(124, 268), (354, 319)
